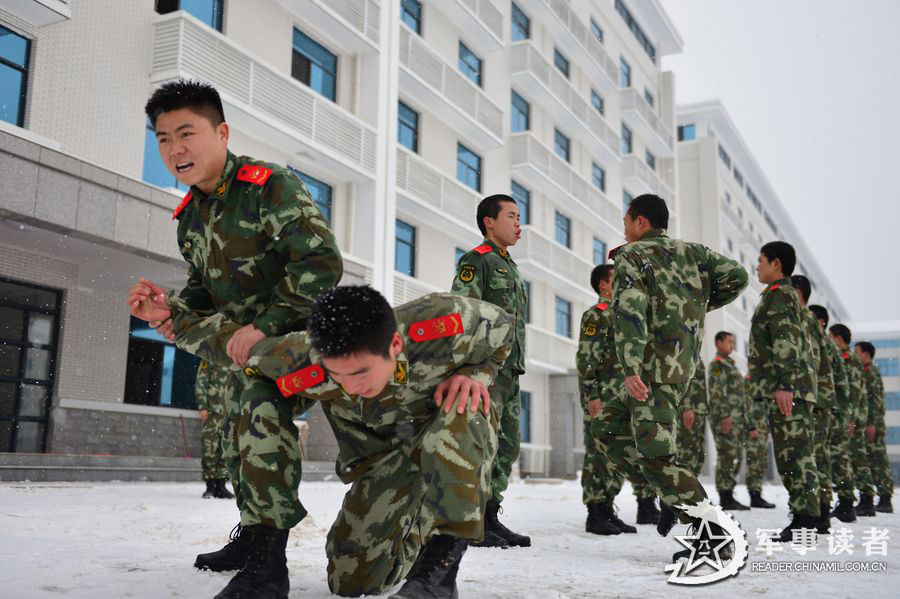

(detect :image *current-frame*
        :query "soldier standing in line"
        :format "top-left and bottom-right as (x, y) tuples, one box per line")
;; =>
(676, 356), (708, 478)
(829, 324), (877, 518)
(451, 194), (530, 548)
(708, 331), (751, 511)
(127, 79), (343, 599)
(195, 360), (237, 499)
(748, 241), (819, 542)
(855, 341), (893, 513)
(595, 194), (748, 562)
(743, 372), (776, 508)
(577, 264), (657, 535)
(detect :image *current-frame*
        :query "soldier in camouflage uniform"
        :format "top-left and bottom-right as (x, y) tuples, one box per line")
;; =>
(577, 264), (656, 535)
(128, 80), (342, 599)
(856, 341), (893, 513)
(748, 242), (819, 542)
(743, 372), (776, 508)
(707, 331), (751, 511)
(829, 324), (877, 518)
(169, 286), (513, 599)
(595, 195), (748, 557)
(451, 194), (530, 548)
(676, 357), (707, 478)
(195, 360), (237, 499)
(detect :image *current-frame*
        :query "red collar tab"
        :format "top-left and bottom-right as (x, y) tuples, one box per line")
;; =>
(409, 313), (464, 342)
(596, 302), (609, 311)
(172, 191), (193, 220)
(276, 364), (325, 397)
(236, 165), (273, 186)
(843, 351), (850, 360)
(608, 244), (625, 260)
(864, 364), (870, 371)
(473, 244), (493, 255)
(715, 355), (723, 361)
(767, 283), (781, 292)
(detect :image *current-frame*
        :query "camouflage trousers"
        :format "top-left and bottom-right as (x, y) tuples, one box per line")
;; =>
(870, 427), (894, 497)
(326, 405), (497, 596)
(850, 426), (876, 497)
(201, 409), (229, 481)
(582, 415), (654, 506)
(745, 404), (770, 493)
(487, 368), (520, 505)
(813, 408), (833, 506)
(768, 399), (820, 516)
(676, 411), (707, 477)
(712, 423), (745, 493)
(830, 413), (856, 501)
(593, 383), (707, 524)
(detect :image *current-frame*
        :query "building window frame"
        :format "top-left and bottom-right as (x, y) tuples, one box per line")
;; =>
(621, 123), (633, 155)
(511, 2), (530, 41)
(155, 0), (224, 31)
(554, 210), (571, 248)
(292, 27), (338, 102)
(511, 179), (531, 225)
(0, 24), (31, 128)
(619, 56), (631, 88)
(288, 167), (333, 226)
(555, 296), (572, 338)
(457, 143), (482, 192)
(400, 0), (423, 34)
(553, 47), (570, 78)
(677, 124), (696, 141)
(395, 219), (417, 277)
(554, 128), (570, 162)
(590, 18), (604, 43)
(591, 89), (605, 115)
(511, 90), (530, 133)
(397, 100), (419, 153)
(458, 41), (483, 87)
(592, 162), (606, 192)
(519, 390), (532, 442)
(593, 237), (607, 265)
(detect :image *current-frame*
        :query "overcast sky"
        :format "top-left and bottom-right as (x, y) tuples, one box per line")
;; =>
(660, 0), (900, 322)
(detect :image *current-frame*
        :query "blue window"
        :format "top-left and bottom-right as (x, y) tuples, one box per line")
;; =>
(733, 167), (744, 188)
(646, 150), (655, 171)
(554, 129), (570, 162)
(289, 168), (333, 226)
(591, 89), (604, 115)
(457, 143), (482, 192)
(554, 210), (571, 248)
(0, 25), (30, 127)
(455, 247), (465, 265)
(678, 124), (696, 141)
(887, 427), (900, 446)
(875, 357), (900, 377)
(873, 339), (900, 349)
(292, 28), (337, 101)
(511, 90), (529, 132)
(519, 390), (532, 443)
(398, 101), (419, 152)
(554, 48), (570, 78)
(459, 41), (482, 87)
(590, 18), (604, 43)
(623, 190), (633, 213)
(143, 125), (188, 191)
(126, 317), (200, 410)
(615, 0), (656, 63)
(511, 179), (530, 225)
(886, 391), (900, 411)
(555, 296), (572, 338)
(511, 2), (530, 41)
(524, 280), (532, 324)
(621, 123), (632, 155)
(401, 0), (422, 34)
(157, 0), (224, 31)
(395, 219), (416, 276)
(593, 237), (607, 265)
(592, 163), (606, 192)
(619, 57), (631, 88)
(644, 88), (654, 107)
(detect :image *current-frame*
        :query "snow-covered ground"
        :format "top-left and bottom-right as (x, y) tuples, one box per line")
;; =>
(1, 478), (897, 598)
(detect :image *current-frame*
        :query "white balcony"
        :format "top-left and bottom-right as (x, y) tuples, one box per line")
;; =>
(620, 89), (674, 157)
(742, 228), (760, 250)
(392, 273), (442, 306)
(398, 26), (504, 149)
(150, 12), (377, 182)
(721, 200), (742, 229)
(274, 0), (380, 53)
(525, 325), (577, 373)
(513, 227), (595, 304)
(0, 0), (70, 26)
(509, 133), (620, 238)
(436, 0), (504, 53)
(515, 0), (618, 94)
(510, 42), (620, 167)
(621, 156), (674, 201)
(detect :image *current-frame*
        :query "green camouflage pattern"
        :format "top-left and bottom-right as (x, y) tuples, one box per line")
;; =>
(813, 406), (833, 505)
(842, 350), (875, 497)
(829, 349), (856, 500)
(744, 371), (770, 493)
(804, 310), (835, 409)
(767, 398), (820, 516)
(676, 362), (708, 476)
(708, 354), (746, 492)
(195, 360), (235, 481)
(612, 229), (748, 384)
(863, 363), (894, 497)
(488, 369), (520, 504)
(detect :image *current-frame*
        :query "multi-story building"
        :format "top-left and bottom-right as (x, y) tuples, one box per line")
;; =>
(0, 0), (682, 479)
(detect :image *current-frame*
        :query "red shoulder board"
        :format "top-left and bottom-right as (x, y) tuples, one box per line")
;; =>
(236, 165), (273, 186)
(596, 302), (609, 311)
(473, 245), (493, 255)
(843, 351), (850, 360)
(172, 191), (193, 220)
(275, 364), (325, 397)
(715, 355), (723, 361)
(409, 313), (464, 342)
(768, 283), (781, 292)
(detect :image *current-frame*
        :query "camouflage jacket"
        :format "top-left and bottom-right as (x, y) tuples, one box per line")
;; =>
(611, 229), (748, 384)
(823, 338), (851, 420)
(681, 358), (708, 414)
(169, 151), (343, 338)
(708, 353), (746, 429)
(193, 360), (234, 415)
(841, 349), (867, 424)
(170, 293), (514, 484)
(803, 309), (835, 410)
(451, 238), (527, 373)
(748, 279), (817, 403)
(576, 296), (618, 408)
(862, 362), (884, 428)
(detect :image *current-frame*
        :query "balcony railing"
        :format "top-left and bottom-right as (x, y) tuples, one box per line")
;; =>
(622, 156), (674, 201)
(514, 228), (593, 297)
(525, 325), (577, 372)
(393, 273), (441, 306)
(620, 89), (674, 157)
(439, 0), (504, 52)
(275, 0), (380, 51)
(395, 147), (481, 226)
(721, 200), (742, 228)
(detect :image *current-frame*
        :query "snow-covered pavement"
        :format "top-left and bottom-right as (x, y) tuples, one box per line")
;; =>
(1, 479), (897, 598)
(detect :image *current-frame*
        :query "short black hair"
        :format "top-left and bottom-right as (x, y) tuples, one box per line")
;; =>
(760, 241), (796, 276)
(714, 331), (733, 343)
(589, 264), (615, 294)
(855, 341), (876, 359)
(476, 194), (517, 236)
(626, 194), (669, 230)
(829, 324), (852, 345)
(309, 286), (397, 358)
(790, 274), (812, 304)
(809, 304), (829, 326)
(145, 79), (226, 130)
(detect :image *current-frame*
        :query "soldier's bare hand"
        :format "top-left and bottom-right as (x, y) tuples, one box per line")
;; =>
(624, 375), (648, 402)
(866, 425), (876, 443)
(682, 409), (695, 430)
(722, 416), (732, 435)
(227, 324), (266, 368)
(433, 375), (491, 415)
(199, 409), (209, 423)
(749, 429), (759, 440)
(587, 399), (602, 419)
(152, 318), (176, 341)
(127, 277), (171, 323)
(774, 390), (794, 416)
(849, 421), (856, 435)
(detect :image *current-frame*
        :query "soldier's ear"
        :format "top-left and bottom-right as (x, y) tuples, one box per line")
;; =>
(217, 121), (230, 145)
(389, 332), (404, 359)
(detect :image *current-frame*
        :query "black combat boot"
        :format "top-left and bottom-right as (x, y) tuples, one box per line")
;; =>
(831, 496), (857, 523)
(719, 490), (750, 511)
(214, 525), (289, 599)
(816, 500), (832, 535)
(469, 505), (509, 549)
(672, 521), (735, 562)
(203, 480), (216, 499)
(585, 502), (622, 535)
(876, 495), (893, 513)
(856, 494), (876, 517)
(656, 502), (678, 537)
(390, 535), (468, 599)
(749, 490), (776, 509)
(194, 523), (254, 572)
(607, 503), (637, 534)
(636, 497), (660, 525)
(482, 502), (530, 547)
(776, 514), (817, 543)
(214, 479), (235, 499)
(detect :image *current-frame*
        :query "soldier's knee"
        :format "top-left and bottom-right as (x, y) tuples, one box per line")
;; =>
(633, 409), (677, 460)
